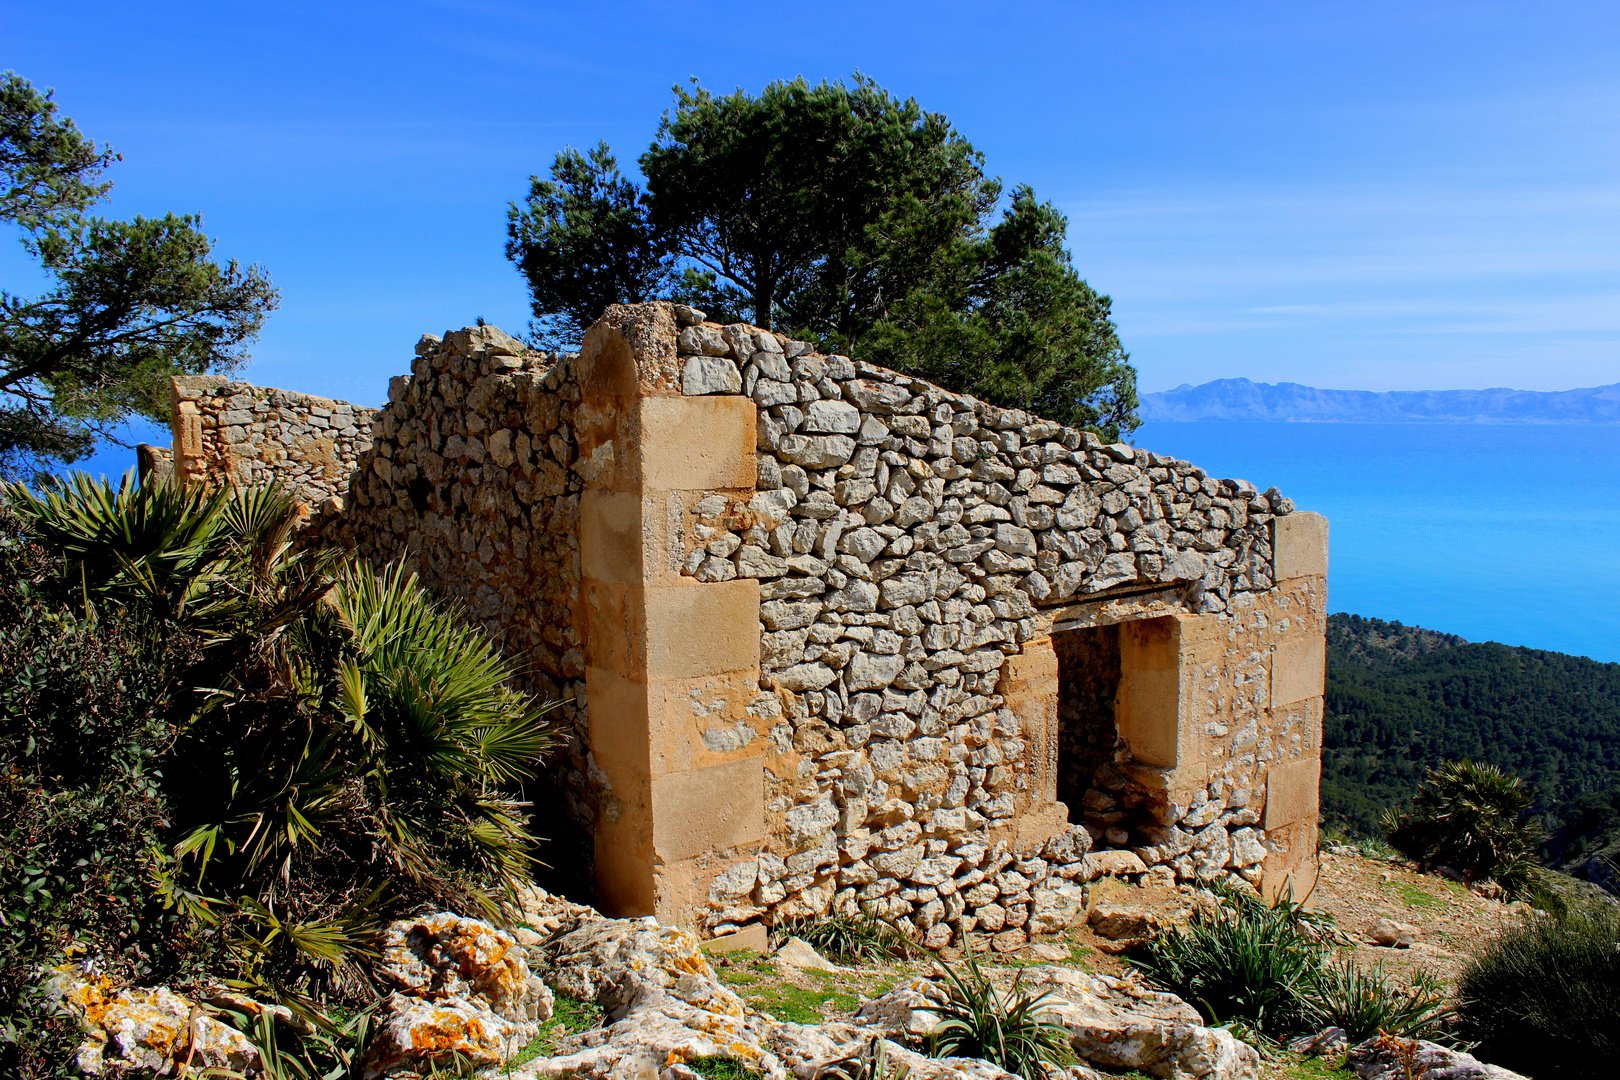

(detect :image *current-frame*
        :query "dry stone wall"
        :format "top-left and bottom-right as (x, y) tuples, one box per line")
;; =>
(656, 309), (1317, 947)
(153, 302), (1325, 948)
(168, 375), (377, 518)
(326, 325), (599, 839)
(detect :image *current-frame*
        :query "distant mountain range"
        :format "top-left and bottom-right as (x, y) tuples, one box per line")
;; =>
(1140, 377), (1620, 423)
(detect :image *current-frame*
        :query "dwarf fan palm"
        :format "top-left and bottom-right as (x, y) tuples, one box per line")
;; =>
(5, 471), (558, 999)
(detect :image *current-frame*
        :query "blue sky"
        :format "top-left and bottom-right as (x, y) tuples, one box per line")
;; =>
(4, 0), (1619, 417)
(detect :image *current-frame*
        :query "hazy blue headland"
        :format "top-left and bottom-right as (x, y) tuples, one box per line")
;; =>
(1142, 378), (1620, 424)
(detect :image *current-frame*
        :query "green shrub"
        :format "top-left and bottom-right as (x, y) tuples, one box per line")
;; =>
(1304, 957), (1454, 1042)
(927, 956), (1072, 1080)
(0, 505), (211, 1077)
(1382, 760), (1541, 896)
(0, 475), (559, 1071)
(777, 909), (915, 964)
(1456, 907), (1620, 1078)
(1130, 889), (1324, 1035)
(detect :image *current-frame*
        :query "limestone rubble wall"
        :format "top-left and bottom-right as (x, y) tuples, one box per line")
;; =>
(325, 325), (598, 839)
(659, 310), (1323, 945)
(168, 376), (378, 538)
(158, 303), (1326, 949)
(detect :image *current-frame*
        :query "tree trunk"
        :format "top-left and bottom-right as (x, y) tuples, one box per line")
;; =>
(752, 266), (773, 330)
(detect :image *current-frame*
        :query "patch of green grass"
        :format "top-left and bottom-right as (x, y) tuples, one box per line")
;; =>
(507, 993), (604, 1067)
(741, 978), (861, 1024)
(1274, 1052), (1355, 1079)
(1381, 879), (1441, 909)
(689, 1057), (762, 1078)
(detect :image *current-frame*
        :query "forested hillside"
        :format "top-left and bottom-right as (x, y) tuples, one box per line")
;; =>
(1323, 613), (1620, 888)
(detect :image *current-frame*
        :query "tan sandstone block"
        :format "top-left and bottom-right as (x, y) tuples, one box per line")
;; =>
(644, 579), (760, 681)
(702, 924), (770, 953)
(1272, 632), (1326, 708)
(1000, 637), (1059, 808)
(1012, 801), (1071, 851)
(595, 835), (656, 918)
(1273, 511), (1328, 582)
(580, 489), (644, 586)
(1261, 818), (1320, 906)
(1115, 617), (1179, 768)
(582, 578), (646, 676)
(1264, 755), (1321, 830)
(653, 670), (771, 775)
(639, 395), (757, 492)
(584, 665), (651, 782)
(651, 756), (766, 863)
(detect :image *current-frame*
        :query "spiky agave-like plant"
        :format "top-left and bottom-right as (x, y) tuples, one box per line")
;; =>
(927, 955), (1072, 1079)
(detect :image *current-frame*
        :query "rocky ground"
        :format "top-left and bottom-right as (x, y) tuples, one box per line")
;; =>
(42, 849), (1543, 1080)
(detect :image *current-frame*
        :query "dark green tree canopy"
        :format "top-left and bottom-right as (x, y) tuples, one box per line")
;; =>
(506, 74), (1139, 439)
(504, 142), (671, 349)
(0, 72), (278, 476)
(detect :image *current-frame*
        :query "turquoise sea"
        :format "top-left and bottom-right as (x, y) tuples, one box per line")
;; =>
(57, 419), (1620, 664)
(1133, 422), (1620, 664)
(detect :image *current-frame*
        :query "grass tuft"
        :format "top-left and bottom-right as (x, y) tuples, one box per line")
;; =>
(777, 909), (916, 965)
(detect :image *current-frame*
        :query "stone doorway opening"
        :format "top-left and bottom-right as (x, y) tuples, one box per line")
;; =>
(1054, 625), (1122, 825)
(1053, 617), (1177, 849)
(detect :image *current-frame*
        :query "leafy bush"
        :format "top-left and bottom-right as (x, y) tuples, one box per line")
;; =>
(927, 956), (1072, 1080)
(1304, 957), (1454, 1042)
(0, 504), (216, 1076)
(1456, 907), (1620, 1078)
(1382, 760), (1541, 896)
(0, 475), (558, 1073)
(1131, 888), (1325, 1035)
(777, 909), (915, 964)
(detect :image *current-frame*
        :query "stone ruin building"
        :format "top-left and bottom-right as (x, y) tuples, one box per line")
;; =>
(142, 301), (1329, 952)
